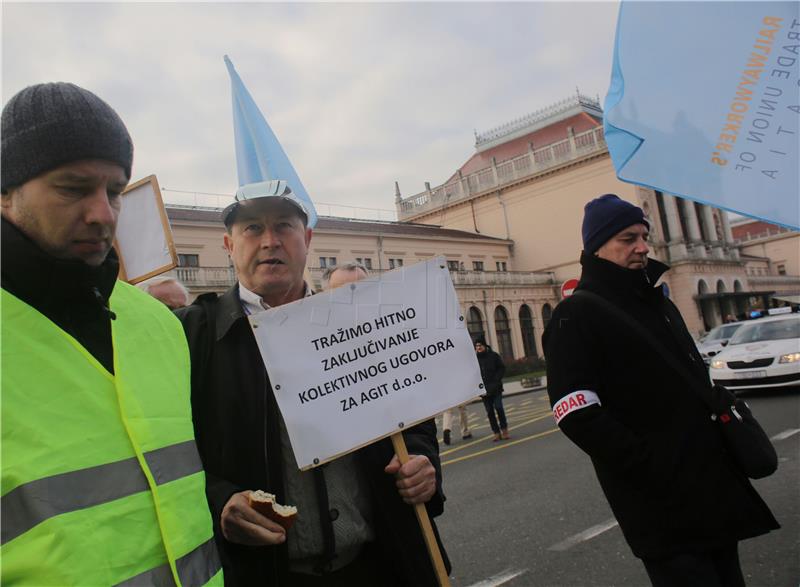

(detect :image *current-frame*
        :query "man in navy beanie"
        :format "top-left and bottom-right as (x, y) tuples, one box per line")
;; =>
(542, 194), (778, 585)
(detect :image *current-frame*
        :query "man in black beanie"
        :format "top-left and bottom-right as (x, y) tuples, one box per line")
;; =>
(542, 194), (778, 586)
(1, 82), (222, 585)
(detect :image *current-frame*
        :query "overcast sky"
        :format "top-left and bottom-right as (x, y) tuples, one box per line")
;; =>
(2, 2), (620, 219)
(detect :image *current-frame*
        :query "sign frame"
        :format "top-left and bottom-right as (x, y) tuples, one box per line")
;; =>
(115, 174), (178, 284)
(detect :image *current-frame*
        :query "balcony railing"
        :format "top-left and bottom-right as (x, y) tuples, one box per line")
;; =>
(167, 266), (236, 288)
(307, 266), (553, 288)
(168, 265), (556, 291)
(397, 126), (607, 220)
(449, 270), (554, 286)
(735, 227), (797, 243)
(748, 274), (800, 285)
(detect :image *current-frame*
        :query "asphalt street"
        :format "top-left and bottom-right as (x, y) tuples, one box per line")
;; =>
(434, 388), (800, 587)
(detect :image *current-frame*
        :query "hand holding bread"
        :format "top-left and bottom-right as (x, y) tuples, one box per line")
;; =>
(219, 490), (296, 546)
(248, 490), (298, 531)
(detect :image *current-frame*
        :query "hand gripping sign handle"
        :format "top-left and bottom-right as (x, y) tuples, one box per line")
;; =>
(390, 433), (451, 587)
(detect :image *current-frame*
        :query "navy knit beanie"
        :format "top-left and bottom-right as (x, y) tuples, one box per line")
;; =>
(1, 82), (133, 193)
(581, 194), (649, 253)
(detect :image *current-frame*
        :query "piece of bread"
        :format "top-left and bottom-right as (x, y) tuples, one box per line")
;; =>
(248, 490), (298, 530)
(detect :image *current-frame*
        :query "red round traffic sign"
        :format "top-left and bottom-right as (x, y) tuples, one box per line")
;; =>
(561, 278), (579, 298)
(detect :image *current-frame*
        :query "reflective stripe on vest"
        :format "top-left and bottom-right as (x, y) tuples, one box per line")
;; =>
(1, 284), (222, 586)
(116, 537), (221, 587)
(1, 440), (203, 545)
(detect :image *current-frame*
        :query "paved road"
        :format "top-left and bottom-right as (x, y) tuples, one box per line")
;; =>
(434, 388), (800, 587)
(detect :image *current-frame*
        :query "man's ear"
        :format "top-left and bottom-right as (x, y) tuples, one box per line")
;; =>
(223, 231), (234, 255)
(1, 188), (17, 212)
(305, 227), (313, 248)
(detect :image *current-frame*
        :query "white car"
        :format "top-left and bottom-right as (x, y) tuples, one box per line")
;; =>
(709, 314), (800, 392)
(696, 322), (744, 366)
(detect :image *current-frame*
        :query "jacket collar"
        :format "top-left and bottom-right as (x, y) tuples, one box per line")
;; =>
(215, 283), (247, 341)
(214, 281), (314, 341)
(578, 250), (669, 300)
(1, 216), (119, 308)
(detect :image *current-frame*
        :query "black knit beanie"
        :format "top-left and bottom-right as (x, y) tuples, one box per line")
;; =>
(581, 194), (649, 254)
(1, 82), (133, 193)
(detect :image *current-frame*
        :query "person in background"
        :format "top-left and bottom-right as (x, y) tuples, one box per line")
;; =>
(476, 337), (510, 441)
(543, 193), (778, 586)
(140, 276), (191, 310)
(1, 82), (221, 585)
(321, 261), (368, 291)
(441, 404), (472, 445)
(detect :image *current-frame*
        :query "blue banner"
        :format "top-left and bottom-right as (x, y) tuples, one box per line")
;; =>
(605, 2), (799, 230)
(224, 55), (318, 228)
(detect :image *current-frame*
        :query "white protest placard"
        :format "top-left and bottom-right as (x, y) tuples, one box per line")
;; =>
(249, 256), (483, 470)
(115, 175), (178, 283)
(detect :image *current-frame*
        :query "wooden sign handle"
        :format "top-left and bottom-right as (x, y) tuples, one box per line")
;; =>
(390, 432), (452, 587)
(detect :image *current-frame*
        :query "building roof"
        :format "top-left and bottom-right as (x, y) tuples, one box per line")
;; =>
(474, 93), (603, 149)
(165, 205), (509, 242)
(448, 94), (603, 181)
(732, 219), (796, 241)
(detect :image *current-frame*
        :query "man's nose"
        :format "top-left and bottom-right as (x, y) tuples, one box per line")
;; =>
(635, 237), (650, 254)
(84, 187), (118, 227)
(260, 228), (281, 248)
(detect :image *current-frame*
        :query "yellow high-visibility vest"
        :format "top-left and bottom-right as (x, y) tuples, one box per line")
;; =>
(1, 283), (223, 586)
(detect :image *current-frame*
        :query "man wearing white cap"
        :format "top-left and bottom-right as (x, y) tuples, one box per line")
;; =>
(178, 56), (450, 584)
(177, 182), (450, 585)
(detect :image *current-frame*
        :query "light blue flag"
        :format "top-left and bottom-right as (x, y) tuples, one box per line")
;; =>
(604, 2), (799, 230)
(224, 55), (318, 228)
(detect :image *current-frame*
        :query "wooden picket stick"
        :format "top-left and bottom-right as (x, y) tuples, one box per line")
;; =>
(390, 432), (451, 587)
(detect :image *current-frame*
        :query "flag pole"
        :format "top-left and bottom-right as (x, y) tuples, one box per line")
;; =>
(390, 433), (451, 587)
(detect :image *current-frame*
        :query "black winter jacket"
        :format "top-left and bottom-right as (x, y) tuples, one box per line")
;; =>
(477, 347), (505, 396)
(543, 252), (778, 559)
(1, 217), (118, 372)
(176, 285), (450, 586)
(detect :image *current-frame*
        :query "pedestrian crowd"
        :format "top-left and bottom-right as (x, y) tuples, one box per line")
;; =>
(1, 81), (780, 587)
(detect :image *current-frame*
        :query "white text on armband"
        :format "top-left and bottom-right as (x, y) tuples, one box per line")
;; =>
(553, 390), (601, 425)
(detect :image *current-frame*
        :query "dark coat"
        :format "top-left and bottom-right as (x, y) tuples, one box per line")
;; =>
(543, 252), (778, 559)
(1, 217), (118, 372)
(477, 347), (505, 396)
(176, 285), (450, 586)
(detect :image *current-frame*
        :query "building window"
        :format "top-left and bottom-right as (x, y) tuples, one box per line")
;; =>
(494, 306), (513, 360)
(541, 303), (553, 330)
(496, 261), (507, 272)
(467, 306), (485, 343)
(777, 264), (786, 275)
(355, 257), (373, 270)
(447, 260), (460, 271)
(519, 305), (536, 357)
(473, 261), (484, 271)
(178, 253), (199, 267)
(388, 258), (404, 269)
(319, 256), (337, 268)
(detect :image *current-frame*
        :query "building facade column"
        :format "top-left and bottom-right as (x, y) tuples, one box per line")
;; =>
(509, 302), (526, 361)
(700, 204), (725, 259)
(663, 194), (688, 259)
(719, 210), (740, 260)
(484, 300), (498, 350)
(680, 199), (706, 258)
(532, 302), (545, 359)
